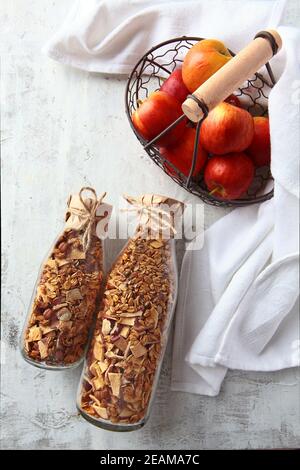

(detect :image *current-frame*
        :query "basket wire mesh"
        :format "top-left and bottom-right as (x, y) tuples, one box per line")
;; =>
(125, 36), (276, 207)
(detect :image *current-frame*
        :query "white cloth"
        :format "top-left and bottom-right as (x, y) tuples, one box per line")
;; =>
(172, 24), (300, 396)
(44, 0), (300, 395)
(44, 0), (286, 74)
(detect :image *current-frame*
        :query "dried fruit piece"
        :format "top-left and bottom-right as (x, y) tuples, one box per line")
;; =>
(98, 361), (109, 373)
(27, 326), (42, 342)
(90, 361), (102, 377)
(120, 326), (130, 338)
(38, 340), (48, 359)
(69, 248), (86, 260)
(92, 405), (108, 419)
(119, 317), (136, 326)
(92, 375), (105, 390)
(93, 342), (104, 361)
(119, 408), (134, 418)
(40, 325), (55, 335)
(130, 342), (147, 358)
(118, 310), (143, 318)
(105, 351), (124, 360)
(114, 336), (128, 353)
(46, 259), (58, 270)
(108, 373), (122, 397)
(101, 319), (111, 336)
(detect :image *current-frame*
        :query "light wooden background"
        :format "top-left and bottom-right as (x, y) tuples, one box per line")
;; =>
(1, 0), (299, 450)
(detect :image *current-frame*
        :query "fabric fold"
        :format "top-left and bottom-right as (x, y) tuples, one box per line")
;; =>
(43, 0), (288, 74)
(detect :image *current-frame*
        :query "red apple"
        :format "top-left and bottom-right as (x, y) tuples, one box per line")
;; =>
(246, 116), (270, 167)
(160, 68), (189, 103)
(159, 127), (208, 178)
(204, 152), (255, 200)
(132, 90), (186, 146)
(200, 102), (254, 154)
(225, 94), (241, 107)
(182, 39), (232, 93)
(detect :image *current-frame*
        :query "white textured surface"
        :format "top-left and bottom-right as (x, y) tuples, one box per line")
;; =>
(1, 0), (300, 450)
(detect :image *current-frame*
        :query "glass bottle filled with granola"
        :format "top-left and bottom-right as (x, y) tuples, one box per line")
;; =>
(20, 187), (112, 370)
(77, 194), (184, 430)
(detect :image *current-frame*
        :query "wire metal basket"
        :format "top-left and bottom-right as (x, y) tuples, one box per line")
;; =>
(125, 36), (276, 207)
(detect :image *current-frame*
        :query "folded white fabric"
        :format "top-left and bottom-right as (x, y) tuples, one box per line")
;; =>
(172, 24), (300, 396)
(44, 0), (286, 74)
(44, 0), (299, 396)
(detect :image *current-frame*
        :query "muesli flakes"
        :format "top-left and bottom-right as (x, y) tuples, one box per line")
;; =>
(79, 235), (176, 424)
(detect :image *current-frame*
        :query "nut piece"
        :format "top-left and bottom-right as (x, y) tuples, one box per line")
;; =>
(53, 303), (68, 311)
(101, 319), (111, 336)
(150, 240), (164, 248)
(56, 307), (72, 321)
(43, 308), (53, 319)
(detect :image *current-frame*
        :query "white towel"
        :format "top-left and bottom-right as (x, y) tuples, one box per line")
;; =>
(44, 0), (286, 74)
(43, 0), (300, 395)
(172, 24), (300, 396)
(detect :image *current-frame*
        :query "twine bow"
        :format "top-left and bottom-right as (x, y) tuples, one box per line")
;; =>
(123, 194), (183, 239)
(66, 187), (106, 251)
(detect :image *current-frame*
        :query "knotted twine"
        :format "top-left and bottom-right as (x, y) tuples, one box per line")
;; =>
(123, 194), (184, 239)
(65, 187), (106, 251)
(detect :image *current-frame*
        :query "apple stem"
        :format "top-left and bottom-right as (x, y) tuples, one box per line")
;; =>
(209, 186), (222, 196)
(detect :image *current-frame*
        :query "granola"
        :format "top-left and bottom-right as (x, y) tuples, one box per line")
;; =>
(23, 229), (103, 366)
(80, 235), (177, 424)
(79, 192), (184, 426)
(22, 188), (110, 368)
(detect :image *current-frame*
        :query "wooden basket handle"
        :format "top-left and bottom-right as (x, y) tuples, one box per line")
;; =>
(182, 30), (282, 122)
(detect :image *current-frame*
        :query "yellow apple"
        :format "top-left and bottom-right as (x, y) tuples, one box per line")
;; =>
(182, 39), (232, 93)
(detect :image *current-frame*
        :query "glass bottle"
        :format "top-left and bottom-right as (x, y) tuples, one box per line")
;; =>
(77, 194), (183, 430)
(20, 187), (111, 370)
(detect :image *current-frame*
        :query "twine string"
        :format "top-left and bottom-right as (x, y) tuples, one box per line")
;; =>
(123, 198), (177, 238)
(75, 187), (106, 250)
